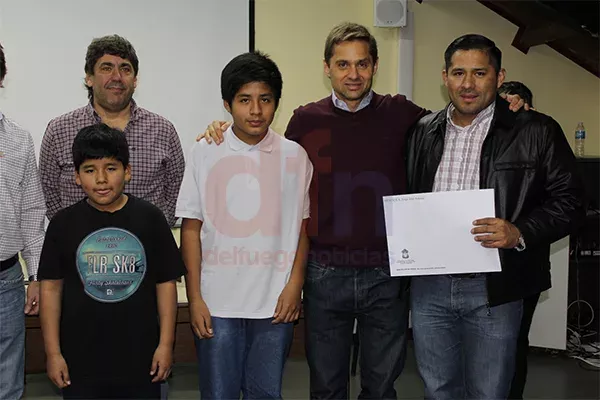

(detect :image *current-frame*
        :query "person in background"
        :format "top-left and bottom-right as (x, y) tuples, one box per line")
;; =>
(406, 34), (585, 400)
(499, 81), (534, 109)
(39, 34), (184, 225)
(0, 41), (46, 400)
(499, 80), (541, 400)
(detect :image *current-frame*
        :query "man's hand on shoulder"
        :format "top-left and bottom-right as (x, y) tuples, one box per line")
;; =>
(500, 92), (532, 112)
(195, 121), (230, 144)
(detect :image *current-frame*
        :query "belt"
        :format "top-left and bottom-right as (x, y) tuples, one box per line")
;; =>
(448, 273), (483, 279)
(0, 254), (19, 272)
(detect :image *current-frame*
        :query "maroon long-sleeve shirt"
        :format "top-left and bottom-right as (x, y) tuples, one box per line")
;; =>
(285, 92), (428, 267)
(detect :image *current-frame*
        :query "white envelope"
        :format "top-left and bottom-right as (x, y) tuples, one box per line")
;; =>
(383, 189), (502, 277)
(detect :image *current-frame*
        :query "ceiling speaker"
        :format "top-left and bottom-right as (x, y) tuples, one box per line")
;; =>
(374, 0), (407, 27)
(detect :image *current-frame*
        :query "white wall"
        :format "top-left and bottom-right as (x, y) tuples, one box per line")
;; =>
(530, 237), (570, 350)
(0, 0), (250, 155)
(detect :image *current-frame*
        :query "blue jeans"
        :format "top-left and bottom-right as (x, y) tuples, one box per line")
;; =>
(411, 275), (523, 400)
(0, 262), (25, 400)
(303, 262), (410, 399)
(195, 317), (294, 399)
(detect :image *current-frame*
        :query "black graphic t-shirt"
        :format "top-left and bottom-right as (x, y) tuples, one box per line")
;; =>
(39, 195), (185, 385)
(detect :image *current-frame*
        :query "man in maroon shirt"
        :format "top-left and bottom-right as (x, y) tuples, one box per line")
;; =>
(199, 22), (525, 400)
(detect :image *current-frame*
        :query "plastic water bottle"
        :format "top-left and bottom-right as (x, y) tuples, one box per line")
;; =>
(575, 122), (586, 158)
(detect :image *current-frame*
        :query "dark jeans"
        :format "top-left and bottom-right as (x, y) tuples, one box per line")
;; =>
(508, 293), (541, 399)
(411, 275), (523, 400)
(62, 382), (161, 399)
(303, 262), (409, 399)
(195, 317), (294, 399)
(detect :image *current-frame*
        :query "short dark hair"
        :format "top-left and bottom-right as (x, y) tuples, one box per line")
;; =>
(221, 51), (283, 109)
(84, 35), (139, 100)
(444, 34), (502, 74)
(499, 81), (534, 108)
(324, 22), (378, 66)
(73, 124), (130, 171)
(0, 42), (6, 86)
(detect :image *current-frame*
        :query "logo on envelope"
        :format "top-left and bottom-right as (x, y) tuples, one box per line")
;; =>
(395, 248), (415, 265)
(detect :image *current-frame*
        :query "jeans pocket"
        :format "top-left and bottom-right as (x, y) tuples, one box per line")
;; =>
(305, 261), (332, 282)
(373, 266), (392, 279)
(0, 264), (24, 290)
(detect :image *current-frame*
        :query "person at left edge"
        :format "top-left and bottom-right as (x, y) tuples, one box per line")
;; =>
(0, 40), (46, 400)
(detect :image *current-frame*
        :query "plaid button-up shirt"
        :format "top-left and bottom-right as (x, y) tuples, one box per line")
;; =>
(0, 111), (46, 277)
(433, 102), (495, 192)
(39, 101), (185, 226)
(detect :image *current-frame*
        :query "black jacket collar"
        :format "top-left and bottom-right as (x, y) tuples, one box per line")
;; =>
(429, 94), (516, 135)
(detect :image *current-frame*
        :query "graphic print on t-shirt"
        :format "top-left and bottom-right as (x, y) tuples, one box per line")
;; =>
(75, 227), (147, 303)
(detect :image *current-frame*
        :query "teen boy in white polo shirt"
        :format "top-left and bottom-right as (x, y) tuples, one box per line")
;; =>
(176, 51), (313, 399)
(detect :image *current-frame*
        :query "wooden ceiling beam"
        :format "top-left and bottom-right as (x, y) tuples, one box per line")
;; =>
(476, 0), (599, 78)
(512, 23), (577, 54)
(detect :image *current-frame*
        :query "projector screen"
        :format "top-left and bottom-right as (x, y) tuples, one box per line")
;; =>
(0, 0), (252, 155)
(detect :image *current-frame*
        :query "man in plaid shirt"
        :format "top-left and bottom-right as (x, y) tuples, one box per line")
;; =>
(0, 41), (47, 400)
(40, 35), (184, 226)
(406, 34), (584, 400)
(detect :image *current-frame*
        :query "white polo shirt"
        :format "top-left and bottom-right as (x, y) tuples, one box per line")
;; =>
(176, 127), (313, 318)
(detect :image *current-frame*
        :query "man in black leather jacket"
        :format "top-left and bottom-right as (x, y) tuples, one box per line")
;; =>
(405, 34), (585, 400)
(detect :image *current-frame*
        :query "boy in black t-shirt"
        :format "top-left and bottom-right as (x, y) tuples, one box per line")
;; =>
(39, 123), (185, 399)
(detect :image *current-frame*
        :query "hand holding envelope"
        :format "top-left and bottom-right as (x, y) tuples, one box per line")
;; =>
(471, 217), (521, 249)
(383, 189), (504, 277)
